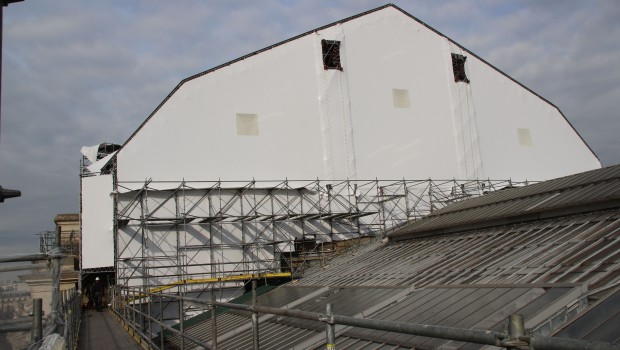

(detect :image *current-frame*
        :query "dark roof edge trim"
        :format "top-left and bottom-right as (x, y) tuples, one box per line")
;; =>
(118, 3), (598, 162)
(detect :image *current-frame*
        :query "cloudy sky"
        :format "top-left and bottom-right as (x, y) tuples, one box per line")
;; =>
(0, 0), (618, 259)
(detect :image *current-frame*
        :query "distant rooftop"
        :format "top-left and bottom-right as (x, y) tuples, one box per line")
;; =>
(54, 213), (79, 223)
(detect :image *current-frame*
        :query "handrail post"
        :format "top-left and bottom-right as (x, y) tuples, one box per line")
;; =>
(66, 302), (72, 349)
(111, 286), (116, 312)
(179, 292), (184, 350)
(252, 279), (259, 350)
(146, 285), (152, 349)
(506, 314), (527, 349)
(32, 298), (42, 343)
(211, 288), (217, 350)
(51, 226), (61, 328)
(124, 287), (129, 321)
(133, 290), (138, 333)
(68, 291), (73, 349)
(117, 286), (120, 312)
(509, 314), (525, 339)
(159, 291), (164, 350)
(325, 303), (335, 350)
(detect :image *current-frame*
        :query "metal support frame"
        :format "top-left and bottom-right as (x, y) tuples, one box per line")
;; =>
(111, 178), (529, 297)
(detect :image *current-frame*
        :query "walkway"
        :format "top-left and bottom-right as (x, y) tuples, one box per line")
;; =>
(78, 308), (143, 350)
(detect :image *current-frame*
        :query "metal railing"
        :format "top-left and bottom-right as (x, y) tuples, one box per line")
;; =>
(39, 230), (79, 257)
(22, 288), (81, 350)
(0, 258), (81, 350)
(60, 288), (82, 350)
(0, 275), (80, 348)
(111, 282), (620, 350)
(0, 224), (81, 349)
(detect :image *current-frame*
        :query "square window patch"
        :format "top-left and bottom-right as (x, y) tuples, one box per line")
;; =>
(393, 89), (410, 108)
(517, 128), (532, 146)
(236, 113), (259, 136)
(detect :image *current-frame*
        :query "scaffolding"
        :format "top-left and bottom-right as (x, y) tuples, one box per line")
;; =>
(110, 177), (529, 295)
(39, 229), (79, 257)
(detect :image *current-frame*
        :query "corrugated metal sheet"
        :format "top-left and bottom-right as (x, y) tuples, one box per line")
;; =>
(392, 165), (620, 238)
(171, 285), (580, 350)
(167, 286), (326, 348)
(553, 287), (620, 343)
(220, 322), (320, 350)
(296, 210), (620, 288)
(442, 165), (620, 214)
(168, 286), (410, 349)
(302, 286), (574, 349)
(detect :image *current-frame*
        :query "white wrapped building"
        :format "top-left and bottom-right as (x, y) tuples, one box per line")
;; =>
(80, 5), (600, 292)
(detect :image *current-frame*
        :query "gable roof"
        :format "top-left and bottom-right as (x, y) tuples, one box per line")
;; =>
(115, 4), (597, 162)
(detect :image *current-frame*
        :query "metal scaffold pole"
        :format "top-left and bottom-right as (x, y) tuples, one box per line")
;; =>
(112, 178), (528, 292)
(51, 225), (62, 331)
(251, 279), (259, 350)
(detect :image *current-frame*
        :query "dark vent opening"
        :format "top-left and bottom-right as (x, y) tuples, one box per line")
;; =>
(322, 39), (343, 71)
(451, 53), (470, 83)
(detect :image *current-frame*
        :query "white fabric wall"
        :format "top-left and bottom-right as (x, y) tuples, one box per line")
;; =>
(344, 9), (462, 179)
(118, 35), (325, 182)
(81, 175), (115, 269)
(116, 6), (599, 185)
(466, 51), (602, 180)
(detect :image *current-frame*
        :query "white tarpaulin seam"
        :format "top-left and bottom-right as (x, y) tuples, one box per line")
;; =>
(444, 40), (484, 179)
(314, 25), (357, 181)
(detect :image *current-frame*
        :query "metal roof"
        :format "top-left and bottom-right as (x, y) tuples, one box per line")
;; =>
(552, 287), (620, 343)
(168, 284), (595, 349)
(166, 166), (620, 348)
(296, 209), (620, 288)
(331, 285), (577, 349)
(391, 164), (620, 240)
(167, 286), (412, 349)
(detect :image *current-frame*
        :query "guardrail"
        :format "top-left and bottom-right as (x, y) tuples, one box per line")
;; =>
(111, 281), (620, 350)
(0, 273), (80, 350)
(0, 225), (81, 349)
(59, 289), (81, 350)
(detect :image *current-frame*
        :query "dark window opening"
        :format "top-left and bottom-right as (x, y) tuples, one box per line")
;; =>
(451, 53), (470, 83)
(322, 39), (343, 71)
